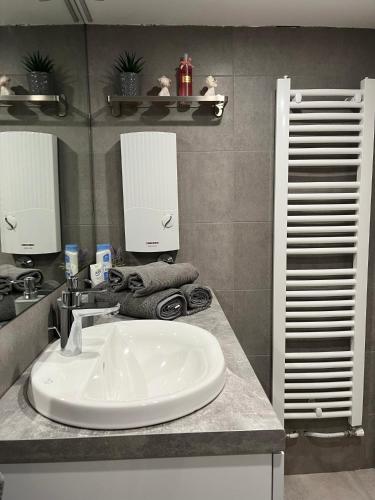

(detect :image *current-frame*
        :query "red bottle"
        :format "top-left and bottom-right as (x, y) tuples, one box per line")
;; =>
(178, 53), (193, 96)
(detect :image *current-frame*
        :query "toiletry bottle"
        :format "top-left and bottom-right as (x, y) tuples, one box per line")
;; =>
(65, 244), (79, 278)
(96, 244), (112, 282)
(90, 262), (104, 287)
(178, 53), (193, 97)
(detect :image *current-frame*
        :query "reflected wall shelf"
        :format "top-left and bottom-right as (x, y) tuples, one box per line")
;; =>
(107, 95), (228, 118)
(0, 94), (67, 117)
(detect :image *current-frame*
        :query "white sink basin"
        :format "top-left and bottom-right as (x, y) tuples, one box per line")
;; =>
(28, 320), (226, 429)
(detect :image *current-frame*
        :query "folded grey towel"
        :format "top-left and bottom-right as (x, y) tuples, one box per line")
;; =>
(0, 294), (16, 322)
(0, 278), (11, 295)
(109, 265), (140, 292)
(180, 284), (212, 315)
(94, 287), (187, 320)
(0, 264), (43, 292)
(127, 262), (199, 297)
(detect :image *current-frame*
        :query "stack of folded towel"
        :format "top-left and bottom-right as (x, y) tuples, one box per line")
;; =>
(94, 261), (212, 321)
(0, 264), (44, 322)
(0, 264), (43, 292)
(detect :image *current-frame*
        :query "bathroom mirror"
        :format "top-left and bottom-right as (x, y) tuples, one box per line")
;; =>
(0, 24), (94, 327)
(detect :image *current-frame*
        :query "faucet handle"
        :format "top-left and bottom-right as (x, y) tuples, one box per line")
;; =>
(66, 277), (79, 291)
(61, 290), (82, 308)
(66, 277), (92, 291)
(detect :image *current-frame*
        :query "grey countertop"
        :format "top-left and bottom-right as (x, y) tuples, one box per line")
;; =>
(0, 296), (285, 463)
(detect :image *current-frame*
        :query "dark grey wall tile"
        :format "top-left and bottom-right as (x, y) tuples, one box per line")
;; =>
(215, 290), (235, 327)
(233, 76), (275, 151)
(0, 26), (87, 75)
(175, 223), (195, 264)
(86, 25), (233, 77)
(178, 151), (234, 223)
(92, 149), (124, 227)
(233, 151), (273, 222)
(366, 287), (375, 351)
(189, 223), (234, 291)
(247, 354), (272, 399)
(233, 27), (375, 78)
(233, 290), (272, 356)
(364, 350), (375, 415)
(167, 223), (235, 290)
(234, 222), (273, 289)
(367, 220), (375, 290)
(59, 152), (94, 226)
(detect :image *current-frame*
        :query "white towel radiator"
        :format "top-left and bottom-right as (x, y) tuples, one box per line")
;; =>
(273, 77), (375, 429)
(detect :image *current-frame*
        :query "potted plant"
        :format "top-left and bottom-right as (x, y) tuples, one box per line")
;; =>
(114, 51), (144, 96)
(22, 50), (54, 95)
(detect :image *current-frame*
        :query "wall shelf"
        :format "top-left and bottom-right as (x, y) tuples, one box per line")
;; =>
(107, 95), (228, 118)
(0, 94), (67, 117)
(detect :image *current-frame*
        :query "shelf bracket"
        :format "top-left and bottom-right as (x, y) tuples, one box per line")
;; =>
(214, 100), (225, 118)
(57, 94), (67, 117)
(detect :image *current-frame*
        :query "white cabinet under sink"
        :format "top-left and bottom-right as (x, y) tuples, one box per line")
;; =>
(0, 453), (284, 500)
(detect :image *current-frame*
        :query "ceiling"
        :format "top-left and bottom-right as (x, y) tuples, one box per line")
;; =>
(1, 0), (375, 28)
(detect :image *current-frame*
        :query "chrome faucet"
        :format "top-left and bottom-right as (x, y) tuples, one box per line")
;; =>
(57, 277), (119, 357)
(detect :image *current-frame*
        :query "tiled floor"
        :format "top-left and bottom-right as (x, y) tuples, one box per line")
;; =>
(285, 469), (375, 499)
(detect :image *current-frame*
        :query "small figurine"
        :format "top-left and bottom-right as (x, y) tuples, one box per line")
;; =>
(0, 75), (13, 96)
(204, 75), (217, 96)
(158, 76), (171, 96)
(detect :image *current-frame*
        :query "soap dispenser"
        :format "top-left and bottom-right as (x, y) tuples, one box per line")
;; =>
(15, 276), (44, 315)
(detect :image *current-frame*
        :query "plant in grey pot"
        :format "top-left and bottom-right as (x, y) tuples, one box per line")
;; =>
(22, 50), (54, 95)
(114, 51), (144, 96)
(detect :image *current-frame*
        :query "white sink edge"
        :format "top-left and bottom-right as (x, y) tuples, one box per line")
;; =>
(28, 319), (227, 430)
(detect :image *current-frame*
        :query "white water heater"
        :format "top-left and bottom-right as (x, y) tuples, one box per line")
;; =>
(0, 131), (61, 255)
(120, 132), (179, 253)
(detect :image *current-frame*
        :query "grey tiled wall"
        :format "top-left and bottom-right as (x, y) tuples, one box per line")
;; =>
(0, 26), (95, 278)
(87, 25), (375, 474)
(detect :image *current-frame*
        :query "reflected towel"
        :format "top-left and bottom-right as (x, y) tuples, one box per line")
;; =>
(0, 278), (11, 295)
(0, 294), (16, 322)
(0, 265), (43, 292)
(94, 287), (187, 321)
(180, 284), (212, 315)
(127, 261), (199, 297)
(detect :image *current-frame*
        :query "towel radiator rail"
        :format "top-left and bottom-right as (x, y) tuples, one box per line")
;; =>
(272, 77), (375, 427)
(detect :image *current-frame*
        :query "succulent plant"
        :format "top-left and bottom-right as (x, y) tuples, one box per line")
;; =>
(114, 51), (145, 74)
(22, 50), (54, 73)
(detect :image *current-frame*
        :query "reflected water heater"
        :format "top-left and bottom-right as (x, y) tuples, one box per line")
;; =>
(0, 131), (61, 255)
(120, 132), (179, 253)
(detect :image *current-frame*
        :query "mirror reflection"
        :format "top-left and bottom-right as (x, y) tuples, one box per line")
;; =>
(0, 25), (94, 326)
